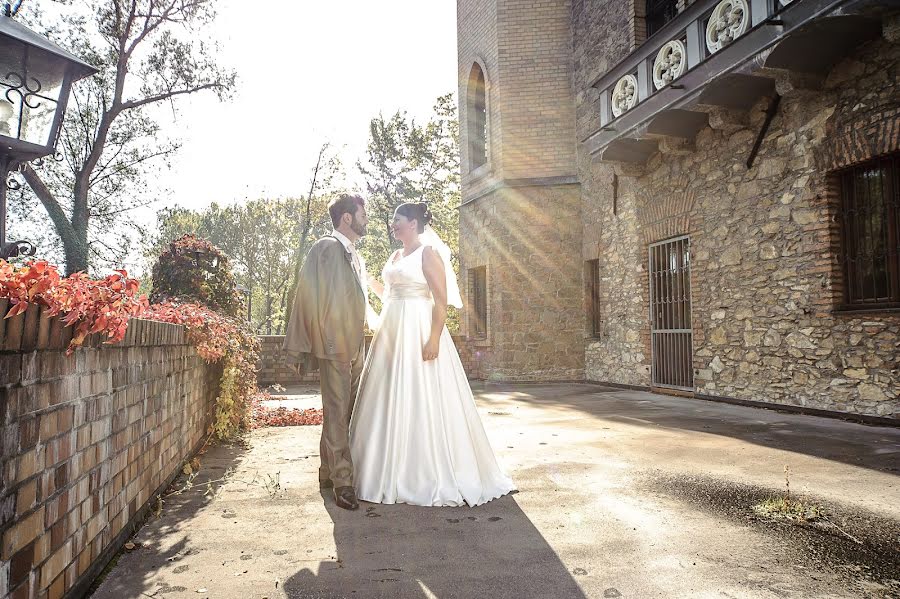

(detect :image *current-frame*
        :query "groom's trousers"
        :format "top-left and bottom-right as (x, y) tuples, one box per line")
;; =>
(318, 340), (365, 488)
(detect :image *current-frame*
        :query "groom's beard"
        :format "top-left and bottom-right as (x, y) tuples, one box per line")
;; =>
(351, 217), (367, 237)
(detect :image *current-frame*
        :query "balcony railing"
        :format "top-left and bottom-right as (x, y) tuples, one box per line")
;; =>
(585, 0), (885, 162)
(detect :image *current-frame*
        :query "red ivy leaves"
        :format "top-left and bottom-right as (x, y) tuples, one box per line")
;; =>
(0, 260), (61, 317)
(250, 393), (323, 428)
(0, 261), (148, 353)
(0, 262), (248, 361)
(49, 270), (147, 351)
(141, 301), (251, 362)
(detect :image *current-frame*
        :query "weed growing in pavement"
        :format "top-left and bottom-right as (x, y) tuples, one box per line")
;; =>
(752, 465), (862, 545)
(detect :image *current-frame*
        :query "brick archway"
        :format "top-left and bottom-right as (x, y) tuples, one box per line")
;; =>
(635, 174), (697, 243)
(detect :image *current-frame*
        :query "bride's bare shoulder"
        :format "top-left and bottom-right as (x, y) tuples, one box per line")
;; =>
(421, 246), (444, 271)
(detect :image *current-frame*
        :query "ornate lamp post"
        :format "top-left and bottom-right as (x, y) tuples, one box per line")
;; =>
(0, 5), (97, 259)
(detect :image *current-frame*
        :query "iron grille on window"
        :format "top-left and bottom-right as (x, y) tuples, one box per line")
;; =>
(646, 0), (678, 37)
(838, 153), (900, 310)
(468, 64), (488, 170)
(586, 259), (602, 336)
(470, 266), (488, 338)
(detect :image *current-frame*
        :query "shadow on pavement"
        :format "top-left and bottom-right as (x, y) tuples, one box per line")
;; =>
(88, 442), (249, 598)
(473, 382), (900, 476)
(283, 490), (587, 599)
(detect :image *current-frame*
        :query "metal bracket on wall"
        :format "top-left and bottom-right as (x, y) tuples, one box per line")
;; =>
(612, 174), (619, 216)
(746, 93), (782, 169)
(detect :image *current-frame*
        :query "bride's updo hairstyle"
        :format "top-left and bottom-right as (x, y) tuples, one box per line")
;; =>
(395, 202), (433, 234)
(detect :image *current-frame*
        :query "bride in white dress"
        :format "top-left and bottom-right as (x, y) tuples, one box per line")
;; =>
(349, 202), (515, 507)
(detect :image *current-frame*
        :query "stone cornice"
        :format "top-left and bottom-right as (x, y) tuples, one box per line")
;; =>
(460, 175), (581, 207)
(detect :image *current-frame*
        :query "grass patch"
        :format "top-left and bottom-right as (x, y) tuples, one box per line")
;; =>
(753, 496), (826, 523)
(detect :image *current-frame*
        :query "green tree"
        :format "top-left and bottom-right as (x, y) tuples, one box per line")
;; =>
(358, 93), (461, 329)
(15, 0), (235, 274)
(150, 194), (334, 334)
(284, 143), (345, 326)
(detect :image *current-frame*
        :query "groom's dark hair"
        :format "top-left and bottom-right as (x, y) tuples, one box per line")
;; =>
(329, 194), (365, 228)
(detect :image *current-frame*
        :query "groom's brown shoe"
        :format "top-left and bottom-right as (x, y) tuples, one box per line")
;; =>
(334, 486), (359, 511)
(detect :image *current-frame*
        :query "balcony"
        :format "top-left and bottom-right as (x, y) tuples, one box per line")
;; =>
(584, 0), (891, 167)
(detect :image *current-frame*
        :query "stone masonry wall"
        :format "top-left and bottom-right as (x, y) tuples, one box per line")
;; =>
(460, 185), (585, 381)
(577, 30), (900, 418)
(573, 0), (634, 143)
(0, 305), (219, 599)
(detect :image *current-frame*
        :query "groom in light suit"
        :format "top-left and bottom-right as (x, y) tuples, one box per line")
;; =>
(283, 194), (369, 511)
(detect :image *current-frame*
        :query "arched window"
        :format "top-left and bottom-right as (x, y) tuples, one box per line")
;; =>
(467, 63), (488, 170)
(646, 0), (678, 37)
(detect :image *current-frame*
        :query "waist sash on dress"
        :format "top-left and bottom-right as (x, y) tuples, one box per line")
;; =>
(388, 283), (432, 301)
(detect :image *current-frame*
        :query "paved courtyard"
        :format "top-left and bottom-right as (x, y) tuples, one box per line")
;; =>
(91, 384), (900, 599)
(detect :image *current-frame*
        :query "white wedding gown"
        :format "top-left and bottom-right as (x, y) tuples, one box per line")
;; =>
(349, 245), (515, 507)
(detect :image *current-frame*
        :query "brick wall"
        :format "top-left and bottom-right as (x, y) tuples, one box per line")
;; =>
(459, 184), (585, 381)
(458, 0), (502, 197)
(257, 336), (318, 387)
(257, 334), (487, 386)
(0, 304), (219, 599)
(458, 0), (579, 195)
(494, 0), (577, 180)
(458, 0), (585, 382)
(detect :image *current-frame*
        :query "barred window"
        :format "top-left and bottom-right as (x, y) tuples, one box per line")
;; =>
(470, 266), (488, 338)
(838, 153), (900, 310)
(467, 63), (488, 170)
(586, 259), (602, 336)
(646, 0), (678, 37)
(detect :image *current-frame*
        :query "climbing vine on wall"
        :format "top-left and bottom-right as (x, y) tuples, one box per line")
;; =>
(150, 235), (243, 318)
(1, 259), (259, 441)
(143, 302), (260, 439)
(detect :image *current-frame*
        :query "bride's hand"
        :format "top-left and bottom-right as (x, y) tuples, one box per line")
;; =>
(422, 337), (440, 361)
(369, 278), (385, 300)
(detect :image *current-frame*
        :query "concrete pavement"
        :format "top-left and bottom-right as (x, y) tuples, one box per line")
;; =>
(90, 383), (900, 599)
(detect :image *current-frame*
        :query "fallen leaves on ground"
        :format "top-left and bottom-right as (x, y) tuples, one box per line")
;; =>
(251, 392), (323, 428)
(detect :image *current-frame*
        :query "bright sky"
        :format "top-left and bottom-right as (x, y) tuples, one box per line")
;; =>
(161, 0), (459, 211)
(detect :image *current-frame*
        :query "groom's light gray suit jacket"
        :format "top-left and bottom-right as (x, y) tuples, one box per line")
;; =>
(283, 236), (367, 371)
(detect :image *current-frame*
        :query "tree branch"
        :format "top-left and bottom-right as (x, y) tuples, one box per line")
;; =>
(22, 164), (77, 245)
(120, 82), (226, 111)
(125, 0), (177, 58)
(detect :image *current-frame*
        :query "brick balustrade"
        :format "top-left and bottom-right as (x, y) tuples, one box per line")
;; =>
(0, 302), (220, 599)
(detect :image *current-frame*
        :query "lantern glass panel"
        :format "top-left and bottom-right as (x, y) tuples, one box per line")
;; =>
(0, 36), (66, 148)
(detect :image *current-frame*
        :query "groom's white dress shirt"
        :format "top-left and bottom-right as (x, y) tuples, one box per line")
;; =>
(332, 229), (367, 293)
(332, 229), (377, 328)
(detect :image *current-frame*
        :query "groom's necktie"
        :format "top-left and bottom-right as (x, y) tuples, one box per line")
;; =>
(349, 249), (361, 280)
(348, 247), (365, 293)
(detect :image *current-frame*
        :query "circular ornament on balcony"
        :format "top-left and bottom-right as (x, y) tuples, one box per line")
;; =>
(611, 74), (639, 118)
(706, 0), (750, 54)
(653, 40), (688, 90)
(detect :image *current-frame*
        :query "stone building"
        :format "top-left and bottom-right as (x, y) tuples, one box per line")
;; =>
(457, 0), (900, 419)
